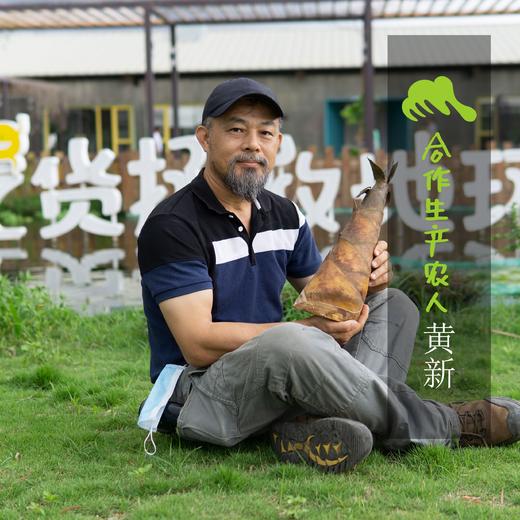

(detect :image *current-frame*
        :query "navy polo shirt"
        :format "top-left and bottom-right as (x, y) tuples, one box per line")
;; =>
(138, 170), (322, 382)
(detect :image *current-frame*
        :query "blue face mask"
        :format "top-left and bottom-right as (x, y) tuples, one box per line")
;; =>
(137, 364), (185, 455)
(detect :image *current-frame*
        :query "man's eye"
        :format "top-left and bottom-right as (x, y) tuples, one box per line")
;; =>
(230, 128), (244, 133)
(262, 131), (274, 137)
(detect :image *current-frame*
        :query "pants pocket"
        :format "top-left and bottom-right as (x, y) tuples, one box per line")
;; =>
(176, 383), (242, 448)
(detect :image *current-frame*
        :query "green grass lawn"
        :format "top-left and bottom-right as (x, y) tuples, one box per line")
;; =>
(1, 277), (520, 519)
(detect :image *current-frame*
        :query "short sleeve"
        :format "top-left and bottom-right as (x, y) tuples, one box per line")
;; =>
(286, 204), (322, 278)
(138, 215), (213, 303)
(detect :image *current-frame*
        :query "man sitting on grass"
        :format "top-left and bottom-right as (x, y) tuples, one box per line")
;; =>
(138, 77), (520, 473)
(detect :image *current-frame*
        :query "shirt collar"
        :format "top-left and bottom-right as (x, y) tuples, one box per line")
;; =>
(191, 169), (272, 214)
(255, 184), (272, 212)
(191, 169), (228, 214)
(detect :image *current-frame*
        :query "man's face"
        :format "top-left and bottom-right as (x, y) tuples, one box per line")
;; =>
(196, 98), (282, 201)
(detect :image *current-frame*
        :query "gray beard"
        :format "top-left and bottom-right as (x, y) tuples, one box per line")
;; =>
(223, 155), (270, 202)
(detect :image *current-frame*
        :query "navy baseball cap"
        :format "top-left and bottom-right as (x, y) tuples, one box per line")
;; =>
(202, 77), (284, 122)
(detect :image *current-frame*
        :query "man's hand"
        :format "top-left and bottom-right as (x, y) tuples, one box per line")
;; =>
(298, 304), (369, 345)
(368, 240), (393, 294)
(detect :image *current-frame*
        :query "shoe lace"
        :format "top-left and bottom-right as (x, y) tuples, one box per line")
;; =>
(459, 410), (487, 446)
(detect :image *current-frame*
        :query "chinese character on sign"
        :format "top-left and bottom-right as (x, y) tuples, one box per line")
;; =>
(486, 148), (520, 229)
(400, 74), (477, 393)
(424, 357), (455, 389)
(0, 113), (30, 241)
(424, 323), (454, 355)
(421, 132), (452, 164)
(42, 248), (126, 313)
(420, 131), (453, 316)
(162, 135), (206, 192)
(265, 134), (296, 198)
(127, 138), (167, 237)
(31, 137), (124, 239)
(425, 292), (448, 313)
(392, 132), (455, 232)
(295, 150), (340, 233)
(392, 138), (520, 236)
(424, 261), (449, 287)
(424, 225), (450, 258)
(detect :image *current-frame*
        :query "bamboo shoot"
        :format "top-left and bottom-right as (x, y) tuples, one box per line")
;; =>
(294, 159), (397, 321)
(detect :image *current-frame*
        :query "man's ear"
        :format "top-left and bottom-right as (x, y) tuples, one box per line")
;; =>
(195, 125), (210, 152)
(277, 131), (283, 153)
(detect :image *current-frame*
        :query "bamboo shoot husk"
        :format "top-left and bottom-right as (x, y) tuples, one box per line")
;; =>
(294, 159), (397, 322)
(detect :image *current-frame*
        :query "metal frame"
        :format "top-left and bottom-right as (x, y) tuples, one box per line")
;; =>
(154, 103), (171, 145)
(0, 1), (516, 25)
(0, 0), (369, 147)
(144, 6), (154, 136)
(0, 1), (366, 28)
(363, 0), (374, 152)
(2, 1), (516, 151)
(110, 104), (135, 153)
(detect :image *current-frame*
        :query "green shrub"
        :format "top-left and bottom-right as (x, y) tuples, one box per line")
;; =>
(0, 275), (146, 356)
(493, 202), (520, 254)
(0, 209), (32, 226)
(0, 274), (64, 343)
(281, 283), (311, 322)
(0, 194), (43, 222)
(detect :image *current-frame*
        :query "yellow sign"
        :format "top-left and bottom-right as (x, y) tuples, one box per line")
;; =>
(0, 121), (21, 164)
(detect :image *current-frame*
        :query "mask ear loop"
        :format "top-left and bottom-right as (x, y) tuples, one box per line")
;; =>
(144, 429), (157, 456)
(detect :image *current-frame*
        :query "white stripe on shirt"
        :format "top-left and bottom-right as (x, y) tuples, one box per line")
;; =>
(292, 201), (306, 228)
(213, 228), (300, 265)
(213, 237), (249, 265)
(253, 228), (300, 254)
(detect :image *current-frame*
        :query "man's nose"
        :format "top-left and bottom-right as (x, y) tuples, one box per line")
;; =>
(242, 131), (260, 151)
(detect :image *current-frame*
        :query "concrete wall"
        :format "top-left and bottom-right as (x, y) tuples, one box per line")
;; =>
(37, 65), (515, 154)
(51, 71), (365, 153)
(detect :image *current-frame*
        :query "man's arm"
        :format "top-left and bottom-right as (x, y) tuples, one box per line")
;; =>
(160, 287), (370, 367)
(287, 274), (313, 294)
(157, 224), (392, 370)
(159, 289), (282, 367)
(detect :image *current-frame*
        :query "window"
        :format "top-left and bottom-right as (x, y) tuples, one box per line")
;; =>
(475, 96), (520, 149)
(497, 96), (520, 147)
(475, 97), (494, 149)
(65, 107), (97, 152)
(154, 103), (204, 147)
(44, 105), (135, 154)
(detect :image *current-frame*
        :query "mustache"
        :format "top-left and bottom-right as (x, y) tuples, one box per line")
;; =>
(231, 153), (268, 168)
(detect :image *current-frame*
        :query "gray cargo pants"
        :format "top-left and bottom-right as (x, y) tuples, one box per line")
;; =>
(171, 288), (461, 450)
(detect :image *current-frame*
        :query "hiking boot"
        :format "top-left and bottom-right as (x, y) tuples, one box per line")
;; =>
(270, 417), (373, 473)
(449, 398), (520, 447)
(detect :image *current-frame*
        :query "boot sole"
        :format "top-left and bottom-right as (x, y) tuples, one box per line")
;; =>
(270, 417), (373, 474)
